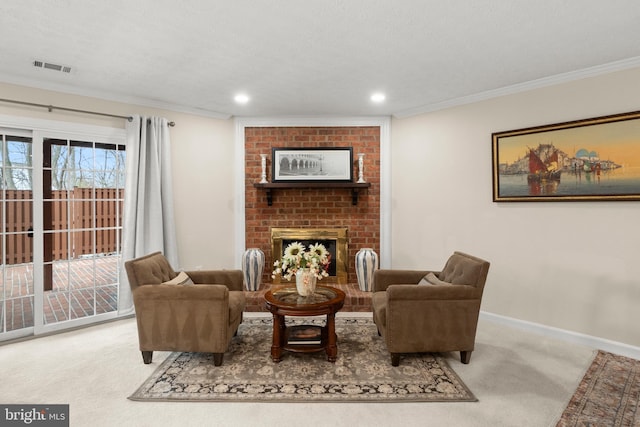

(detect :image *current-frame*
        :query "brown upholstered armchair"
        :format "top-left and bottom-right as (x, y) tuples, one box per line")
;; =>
(124, 251), (246, 366)
(372, 251), (490, 366)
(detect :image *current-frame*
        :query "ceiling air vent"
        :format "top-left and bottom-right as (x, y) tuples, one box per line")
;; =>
(33, 60), (72, 73)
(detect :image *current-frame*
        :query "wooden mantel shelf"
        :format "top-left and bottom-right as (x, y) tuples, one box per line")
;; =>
(253, 182), (371, 206)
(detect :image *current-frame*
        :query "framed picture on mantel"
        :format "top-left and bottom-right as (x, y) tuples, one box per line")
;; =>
(272, 147), (353, 182)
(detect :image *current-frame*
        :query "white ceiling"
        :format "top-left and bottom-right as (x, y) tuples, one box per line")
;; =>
(2, 1), (640, 119)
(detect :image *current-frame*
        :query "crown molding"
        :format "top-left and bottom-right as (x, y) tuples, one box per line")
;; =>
(5, 55), (640, 121)
(394, 56), (640, 119)
(0, 73), (232, 120)
(234, 115), (391, 128)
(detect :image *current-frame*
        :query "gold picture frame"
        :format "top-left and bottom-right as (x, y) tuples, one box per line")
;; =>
(492, 110), (640, 202)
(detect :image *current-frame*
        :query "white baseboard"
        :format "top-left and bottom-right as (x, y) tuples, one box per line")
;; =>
(246, 310), (640, 359)
(480, 311), (640, 360)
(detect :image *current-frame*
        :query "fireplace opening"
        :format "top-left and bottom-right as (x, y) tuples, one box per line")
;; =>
(271, 227), (348, 284)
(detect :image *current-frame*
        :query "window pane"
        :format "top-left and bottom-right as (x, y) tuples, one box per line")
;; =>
(75, 170), (95, 188)
(47, 231), (69, 261)
(96, 285), (117, 314)
(51, 260), (69, 291)
(71, 230), (94, 258)
(57, 176), (74, 191)
(51, 144), (70, 171)
(4, 264), (34, 297)
(5, 168), (32, 190)
(95, 255), (118, 286)
(3, 232), (33, 264)
(95, 147), (110, 170)
(6, 138), (32, 166)
(44, 291), (69, 324)
(6, 297), (34, 330)
(70, 259), (95, 290)
(70, 289), (95, 320)
(69, 143), (93, 171)
(116, 171), (125, 189)
(3, 200), (33, 264)
(43, 200), (69, 232)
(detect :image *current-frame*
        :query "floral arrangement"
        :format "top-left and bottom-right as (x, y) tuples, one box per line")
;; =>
(272, 241), (331, 281)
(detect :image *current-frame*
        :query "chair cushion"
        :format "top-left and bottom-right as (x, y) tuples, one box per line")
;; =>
(440, 255), (483, 285)
(128, 252), (176, 286)
(162, 271), (194, 285)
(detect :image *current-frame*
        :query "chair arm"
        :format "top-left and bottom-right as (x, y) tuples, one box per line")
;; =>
(185, 270), (244, 291)
(373, 270), (431, 292)
(386, 283), (482, 301)
(133, 283), (230, 302)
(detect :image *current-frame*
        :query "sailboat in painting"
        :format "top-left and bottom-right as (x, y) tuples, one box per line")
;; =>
(527, 146), (562, 183)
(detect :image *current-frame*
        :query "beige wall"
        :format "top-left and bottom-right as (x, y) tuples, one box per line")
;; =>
(2, 66), (640, 348)
(0, 82), (236, 270)
(391, 67), (640, 347)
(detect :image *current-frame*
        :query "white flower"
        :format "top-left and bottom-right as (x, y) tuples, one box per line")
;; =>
(272, 242), (331, 281)
(284, 241), (305, 258)
(309, 243), (329, 260)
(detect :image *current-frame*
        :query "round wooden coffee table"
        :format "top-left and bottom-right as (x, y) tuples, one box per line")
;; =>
(264, 285), (345, 363)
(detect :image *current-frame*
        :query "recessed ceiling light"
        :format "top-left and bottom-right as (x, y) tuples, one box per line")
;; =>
(234, 94), (250, 104)
(371, 93), (386, 103)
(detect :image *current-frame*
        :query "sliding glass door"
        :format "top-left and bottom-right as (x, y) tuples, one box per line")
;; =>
(0, 130), (35, 338)
(0, 126), (125, 341)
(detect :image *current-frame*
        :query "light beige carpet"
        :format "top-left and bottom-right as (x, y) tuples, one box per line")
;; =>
(129, 317), (476, 402)
(556, 350), (640, 426)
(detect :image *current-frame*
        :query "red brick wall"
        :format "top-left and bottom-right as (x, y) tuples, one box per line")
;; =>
(244, 126), (381, 284)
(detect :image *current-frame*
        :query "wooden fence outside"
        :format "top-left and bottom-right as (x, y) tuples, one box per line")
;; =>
(1, 188), (123, 265)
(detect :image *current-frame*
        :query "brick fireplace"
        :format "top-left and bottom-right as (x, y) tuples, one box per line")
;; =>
(244, 126), (381, 311)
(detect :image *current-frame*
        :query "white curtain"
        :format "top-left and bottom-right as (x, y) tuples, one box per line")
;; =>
(118, 116), (178, 315)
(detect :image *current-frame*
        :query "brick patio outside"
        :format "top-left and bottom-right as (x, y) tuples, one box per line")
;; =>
(1, 256), (120, 332)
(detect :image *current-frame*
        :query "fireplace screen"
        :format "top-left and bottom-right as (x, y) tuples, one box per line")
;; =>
(271, 227), (348, 284)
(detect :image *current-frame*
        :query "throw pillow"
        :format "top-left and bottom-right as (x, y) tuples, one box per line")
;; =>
(162, 271), (194, 285)
(418, 272), (449, 286)
(418, 275), (431, 285)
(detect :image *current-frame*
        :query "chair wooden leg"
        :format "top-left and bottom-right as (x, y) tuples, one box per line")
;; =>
(213, 353), (224, 366)
(391, 353), (400, 366)
(460, 351), (472, 364)
(142, 351), (153, 364)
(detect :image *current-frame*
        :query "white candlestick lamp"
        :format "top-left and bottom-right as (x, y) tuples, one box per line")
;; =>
(357, 153), (366, 183)
(260, 154), (268, 183)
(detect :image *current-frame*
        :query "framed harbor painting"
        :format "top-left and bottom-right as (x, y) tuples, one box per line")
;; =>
(492, 110), (640, 202)
(272, 147), (353, 182)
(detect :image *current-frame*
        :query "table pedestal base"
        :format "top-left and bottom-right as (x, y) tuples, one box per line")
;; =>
(270, 313), (338, 363)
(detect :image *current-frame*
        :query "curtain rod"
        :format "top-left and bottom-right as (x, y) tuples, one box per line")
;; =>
(0, 97), (175, 127)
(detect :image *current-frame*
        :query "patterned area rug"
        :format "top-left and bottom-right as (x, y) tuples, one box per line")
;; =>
(129, 317), (476, 402)
(556, 350), (640, 426)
